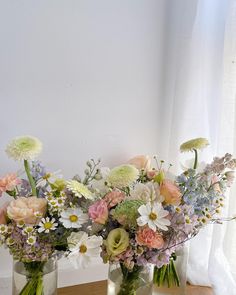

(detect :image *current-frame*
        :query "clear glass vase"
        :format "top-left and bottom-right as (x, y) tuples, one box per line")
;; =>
(107, 262), (154, 295)
(153, 246), (188, 295)
(12, 258), (57, 295)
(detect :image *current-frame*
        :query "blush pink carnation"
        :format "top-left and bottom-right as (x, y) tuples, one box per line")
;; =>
(88, 199), (108, 224)
(136, 226), (164, 249)
(103, 190), (125, 208)
(0, 173), (21, 197)
(7, 196), (47, 225)
(160, 179), (182, 206)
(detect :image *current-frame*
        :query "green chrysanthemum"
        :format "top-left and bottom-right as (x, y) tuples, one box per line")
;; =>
(106, 164), (139, 189)
(66, 180), (93, 199)
(113, 200), (145, 227)
(5, 135), (42, 161)
(180, 138), (209, 152)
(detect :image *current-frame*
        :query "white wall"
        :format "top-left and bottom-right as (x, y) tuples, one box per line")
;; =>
(0, 0), (167, 292)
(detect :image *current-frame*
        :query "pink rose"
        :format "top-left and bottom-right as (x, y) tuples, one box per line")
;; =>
(0, 202), (9, 224)
(88, 199), (108, 224)
(160, 179), (182, 206)
(103, 190), (125, 208)
(128, 155), (151, 171)
(136, 227), (164, 249)
(0, 173), (21, 197)
(7, 196), (47, 225)
(146, 170), (158, 180)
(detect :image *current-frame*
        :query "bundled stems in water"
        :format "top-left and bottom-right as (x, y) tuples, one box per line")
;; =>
(153, 258), (180, 288)
(19, 261), (45, 295)
(117, 264), (143, 295)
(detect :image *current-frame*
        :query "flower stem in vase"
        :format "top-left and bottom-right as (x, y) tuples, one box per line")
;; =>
(19, 261), (45, 295)
(153, 256), (180, 288)
(118, 264), (143, 295)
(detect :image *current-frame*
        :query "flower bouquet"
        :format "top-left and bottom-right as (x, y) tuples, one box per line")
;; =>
(72, 138), (236, 295)
(0, 136), (102, 295)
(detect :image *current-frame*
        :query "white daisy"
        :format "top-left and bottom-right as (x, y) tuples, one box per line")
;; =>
(59, 208), (88, 228)
(67, 231), (103, 268)
(38, 217), (58, 233)
(0, 224), (8, 234)
(23, 226), (34, 235)
(137, 202), (170, 231)
(26, 236), (37, 245)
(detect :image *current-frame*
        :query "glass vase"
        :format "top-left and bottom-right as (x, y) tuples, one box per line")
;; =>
(153, 246), (188, 295)
(107, 262), (154, 295)
(12, 258), (57, 295)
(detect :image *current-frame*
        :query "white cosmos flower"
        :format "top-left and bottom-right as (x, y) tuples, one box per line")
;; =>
(36, 170), (62, 187)
(38, 217), (58, 233)
(67, 231), (103, 268)
(59, 208), (88, 228)
(137, 202), (170, 231)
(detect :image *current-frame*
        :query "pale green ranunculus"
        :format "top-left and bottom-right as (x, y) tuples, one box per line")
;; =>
(106, 228), (129, 256)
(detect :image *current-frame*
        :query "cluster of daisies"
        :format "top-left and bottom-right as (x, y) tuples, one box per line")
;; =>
(0, 135), (235, 273)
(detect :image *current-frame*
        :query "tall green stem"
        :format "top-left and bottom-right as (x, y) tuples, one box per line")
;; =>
(24, 160), (37, 196)
(193, 149), (198, 169)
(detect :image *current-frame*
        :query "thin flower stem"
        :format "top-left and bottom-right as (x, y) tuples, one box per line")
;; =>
(193, 149), (198, 169)
(24, 160), (37, 196)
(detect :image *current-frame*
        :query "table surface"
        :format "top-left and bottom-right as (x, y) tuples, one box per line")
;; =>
(58, 281), (213, 295)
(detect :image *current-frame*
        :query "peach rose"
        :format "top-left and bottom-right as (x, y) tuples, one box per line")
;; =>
(7, 196), (47, 225)
(128, 155), (151, 171)
(0, 203), (9, 224)
(136, 227), (164, 249)
(103, 190), (125, 208)
(88, 199), (108, 224)
(0, 173), (21, 197)
(160, 179), (182, 206)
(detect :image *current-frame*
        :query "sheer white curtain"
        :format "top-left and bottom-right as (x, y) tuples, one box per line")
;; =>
(157, 0), (236, 294)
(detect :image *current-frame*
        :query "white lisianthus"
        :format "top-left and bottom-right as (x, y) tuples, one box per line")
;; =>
(89, 167), (110, 195)
(59, 208), (88, 228)
(6, 136), (42, 161)
(67, 231), (103, 268)
(137, 202), (170, 231)
(129, 182), (163, 203)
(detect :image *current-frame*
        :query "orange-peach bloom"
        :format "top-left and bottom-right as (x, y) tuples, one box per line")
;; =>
(0, 173), (21, 197)
(136, 227), (164, 249)
(160, 179), (182, 206)
(7, 196), (47, 225)
(128, 155), (151, 171)
(103, 190), (125, 208)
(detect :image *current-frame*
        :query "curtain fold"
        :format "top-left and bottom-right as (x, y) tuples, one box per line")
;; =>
(158, 0), (236, 293)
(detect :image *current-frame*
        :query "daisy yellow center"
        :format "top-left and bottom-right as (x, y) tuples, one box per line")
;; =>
(79, 244), (87, 253)
(28, 238), (34, 243)
(44, 222), (53, 230)
(69, 215), (78, 222)
(0, 226), (6, 231)
(149, 212), (157, 220)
